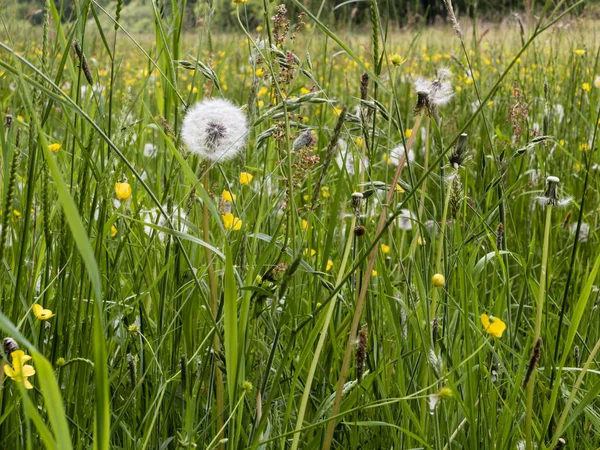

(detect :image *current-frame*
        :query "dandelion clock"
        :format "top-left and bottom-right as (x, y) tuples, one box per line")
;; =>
(181, 98), (248, 161)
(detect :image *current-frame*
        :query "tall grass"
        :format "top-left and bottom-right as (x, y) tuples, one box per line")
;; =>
(1, 0), (600, 448)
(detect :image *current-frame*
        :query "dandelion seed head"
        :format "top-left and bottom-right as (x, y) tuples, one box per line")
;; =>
(181, 98), (248, 162)
(396, 208), (416, 231)
(570, 222), (590, 243)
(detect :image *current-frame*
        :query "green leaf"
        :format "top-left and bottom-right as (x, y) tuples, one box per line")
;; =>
(224, 242), (238, 406)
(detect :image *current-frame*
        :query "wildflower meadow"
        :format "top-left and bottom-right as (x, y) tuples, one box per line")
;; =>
(1, 0), (600, 448)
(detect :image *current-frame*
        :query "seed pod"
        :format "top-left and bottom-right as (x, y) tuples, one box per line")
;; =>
(522, 337), (542, 388)
(356, 327), (368, 382)
(71, 39), (94, 85)
(432, 318), (439, 344)
(449, 133), (468, 169)
(180, 354), (188, 393)
(360, 73), (369, 101)
(354, 225), (366, 237)
(127, 353), (136, 387)
(496, 223), (504, 250)
(449, 173), (463, 220)
(351, 192), (364, 217)
(553, 438), (566, 450)
(3, 338), (19, 357)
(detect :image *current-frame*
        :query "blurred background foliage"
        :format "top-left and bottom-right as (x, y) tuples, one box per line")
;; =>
(6, 0), (599, 34)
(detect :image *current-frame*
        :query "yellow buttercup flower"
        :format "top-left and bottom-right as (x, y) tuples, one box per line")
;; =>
(222, 213), (242, 231)
(3, 350), (35, 389)
(390, 54), (406, 66)
(240, 172), (254, 185)
(582, 82), (591, 92)
(432, 273), (445, 287)
(574, 49), (585, 56)
(222, 190), (237, 203)
(13, 210), (21, 218)
(480, 313), (506, 338)
(326, 259), (333, 271)
(32, 303), (55, 320)
(111, 225), (118, 237)
(304, 248), (316, 257)
(115, 182), (132, 200)
(380, 244), (390, 254)
(301, 219), (308, 230)
(48, 143), (61, 152)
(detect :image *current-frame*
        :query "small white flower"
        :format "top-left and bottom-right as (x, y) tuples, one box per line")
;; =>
(142, 206), (189, 241)
(396, 208), (416, 231)
(388, 144), (415, 165)
(143, 143), (157, 158)
(182, 98), (248, 162)
(570, 222), (590, 243)
(553, 104), (565, 123)
(336, 144), (368, 175)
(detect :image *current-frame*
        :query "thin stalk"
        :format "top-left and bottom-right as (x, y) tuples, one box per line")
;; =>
(431, 169), (455, 321)
(525, 204), (552, 450)
(202, 171), (224, 446)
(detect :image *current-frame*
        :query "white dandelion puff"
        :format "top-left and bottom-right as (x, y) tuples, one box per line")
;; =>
(143, 143), (157, 158)
(395, 208), (417, 231)
(181, 98), (248, 162)
(388, 144), (415, 166)
(570, 222), (590, 243)
(336, 142), (369, 175)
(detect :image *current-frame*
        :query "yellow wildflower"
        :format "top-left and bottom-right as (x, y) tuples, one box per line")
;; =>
(582, 82), (591, 92)
(222, 190), (237, 202)
(3, 350), (35, 389)
(48, 143), (61, 152)
(13, 210), (21, 218)
(432, 273), (445, 287)
(222, 213), (242, 231)
(480, 313), (506, 338)
(390, 54), (406, 66)
(380, 244), (390, 254)
(301, 219), (308, 230)
(326, 259), (333, 271)
(574, 49), (585, 56)
(111, 225), (118, 237)
(304, 248), (316, 257)
(32, 304), (55, 320)
(240, 172), (254, 185)
(115, 182), (132, 200)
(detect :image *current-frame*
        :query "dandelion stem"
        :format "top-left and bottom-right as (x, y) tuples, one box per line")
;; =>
(202, 171), (224, 445)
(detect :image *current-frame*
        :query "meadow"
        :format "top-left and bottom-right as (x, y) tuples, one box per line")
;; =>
(0, 0), (600, 448)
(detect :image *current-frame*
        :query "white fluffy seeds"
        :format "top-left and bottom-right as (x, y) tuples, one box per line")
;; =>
(181, 98), (248, 162)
